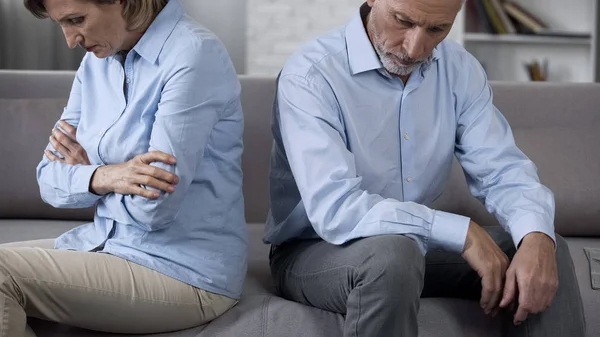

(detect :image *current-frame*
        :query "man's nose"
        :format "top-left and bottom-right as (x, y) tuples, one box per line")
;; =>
(404, 28), (428, 61)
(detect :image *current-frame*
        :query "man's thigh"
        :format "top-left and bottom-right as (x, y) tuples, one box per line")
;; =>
(0, 245), (233, 334)
(269, 234), (424, 314)
(421, 226), (516, 299)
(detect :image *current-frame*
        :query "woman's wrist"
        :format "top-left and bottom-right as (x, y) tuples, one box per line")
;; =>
(89, 166), (111, 195)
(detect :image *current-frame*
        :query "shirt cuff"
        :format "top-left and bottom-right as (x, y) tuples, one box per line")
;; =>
(429, 211), (471, 253)
(70, 164), (102, 197)
(508, 213), (556, 249)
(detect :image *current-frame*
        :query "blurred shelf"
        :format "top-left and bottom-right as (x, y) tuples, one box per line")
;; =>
(464, 32), (592, 46)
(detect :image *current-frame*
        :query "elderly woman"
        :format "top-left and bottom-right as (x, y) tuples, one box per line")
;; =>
(0, 0), (247, 335)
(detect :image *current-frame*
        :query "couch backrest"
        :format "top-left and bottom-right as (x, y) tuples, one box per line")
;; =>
(1, 70), (599, 236)
(433, 83), (600, 237)
(0, 70), (93, 220)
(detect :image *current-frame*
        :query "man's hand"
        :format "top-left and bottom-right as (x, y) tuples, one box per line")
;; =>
(90, 151), (179, 199)
(500, 232), (558, 325)
(461, 221), (510, 316)
(45, 120), (91, 165)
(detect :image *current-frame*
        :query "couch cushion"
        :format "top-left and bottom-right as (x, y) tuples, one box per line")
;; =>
(18, 223), (501, 337)
(566, 237), (600, 337)
(0, 220), (85, 244)
(29, 296), (502, 337)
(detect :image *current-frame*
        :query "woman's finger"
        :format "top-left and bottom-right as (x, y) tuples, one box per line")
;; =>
(45, 149), (65, 163)
(137, 164), (179, 185)
(49, 135), (71, 157)
(133, 174), (176, 193)
(58, 120), (78, 139)
(52, 128), (80, 153)
(128, 184), (160, 199)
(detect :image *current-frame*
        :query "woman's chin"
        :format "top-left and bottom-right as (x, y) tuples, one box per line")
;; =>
(90, 49), (111, 59)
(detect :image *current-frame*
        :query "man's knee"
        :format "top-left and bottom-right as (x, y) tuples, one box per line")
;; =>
(553, 234), (576, 273)
(352, 235), (425, 294)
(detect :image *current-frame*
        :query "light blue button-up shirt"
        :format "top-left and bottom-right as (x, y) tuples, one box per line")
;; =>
(265, 5), (555, 254)
(36, 0), (247, 299)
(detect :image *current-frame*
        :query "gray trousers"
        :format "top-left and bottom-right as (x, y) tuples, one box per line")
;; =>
(269, 227), (586, 337)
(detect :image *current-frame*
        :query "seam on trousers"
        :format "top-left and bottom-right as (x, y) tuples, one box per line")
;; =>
(287, 265), (355, 278)
(261, 296), (271, 337)
(1, 298), (7, 337)
(14, 277), (201, 307)
(524, 317), (531, 337)
(354, 286), (361, 337)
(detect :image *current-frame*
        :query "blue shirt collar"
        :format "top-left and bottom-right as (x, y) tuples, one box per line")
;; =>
(123, 0), (183, 64)
(345, 3), (441, 76)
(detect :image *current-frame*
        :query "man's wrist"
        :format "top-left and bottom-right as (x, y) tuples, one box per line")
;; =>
(520, 232), (555, 249)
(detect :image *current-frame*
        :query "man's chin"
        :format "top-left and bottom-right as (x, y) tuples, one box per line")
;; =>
(383, 62), (418, 76)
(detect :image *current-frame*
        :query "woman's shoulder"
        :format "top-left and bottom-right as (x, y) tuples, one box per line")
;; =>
(160, 16), (233, 70)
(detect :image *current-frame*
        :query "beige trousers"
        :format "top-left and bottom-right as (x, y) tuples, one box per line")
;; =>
(0, 239), (237, 337)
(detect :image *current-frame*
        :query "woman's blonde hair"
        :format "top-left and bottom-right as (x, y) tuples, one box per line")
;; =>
(24, 0), (168, 30)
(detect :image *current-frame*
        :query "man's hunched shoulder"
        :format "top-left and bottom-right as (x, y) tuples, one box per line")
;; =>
(279, 26), (348, 80)
(437, 38), (482, 75)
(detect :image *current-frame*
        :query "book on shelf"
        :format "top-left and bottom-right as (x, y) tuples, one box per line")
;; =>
(490, 0), (516, 34)
(468, 0), (591, 39)
(471, 0), (494, 33)
(482, 0), (507, 34)
(502, 2), (546, 34)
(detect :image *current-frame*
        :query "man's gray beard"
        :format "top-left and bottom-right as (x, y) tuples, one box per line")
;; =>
(374, 42), (432, 76)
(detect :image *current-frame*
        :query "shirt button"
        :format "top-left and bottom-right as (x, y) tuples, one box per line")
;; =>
(406, 178), (413, 183)
(404, 133), (410, 140)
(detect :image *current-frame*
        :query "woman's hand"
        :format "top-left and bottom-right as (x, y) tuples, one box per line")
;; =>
(45, 120), (91, 165)
(90, 151), (179, 199)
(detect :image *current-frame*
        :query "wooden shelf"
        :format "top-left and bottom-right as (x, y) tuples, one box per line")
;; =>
(464, 33), (592, 46)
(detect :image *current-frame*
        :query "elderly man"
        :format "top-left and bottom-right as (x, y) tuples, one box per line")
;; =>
(264, 0), (586, 336)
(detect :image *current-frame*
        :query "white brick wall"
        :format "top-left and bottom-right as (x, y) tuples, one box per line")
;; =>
(247, 0), (363, 75)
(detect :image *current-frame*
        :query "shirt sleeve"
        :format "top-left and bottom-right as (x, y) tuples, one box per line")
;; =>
(36, 55), (103, 209)
(99, 39), (241, 232)
(454, 52), (556, 248)
(277, 73), (470, 254)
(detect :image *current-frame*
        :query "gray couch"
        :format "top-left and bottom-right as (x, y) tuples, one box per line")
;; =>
(1, 70), (599, 337)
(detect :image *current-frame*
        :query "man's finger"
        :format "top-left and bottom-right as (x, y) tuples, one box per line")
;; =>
(480, 275), (494, 314)
(59, 120), (77, 139)
(514, 281), (530, 325)
(139, 151), (176, 165)
(500, 269), (516, 308)
(514, 306), (529, 325)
